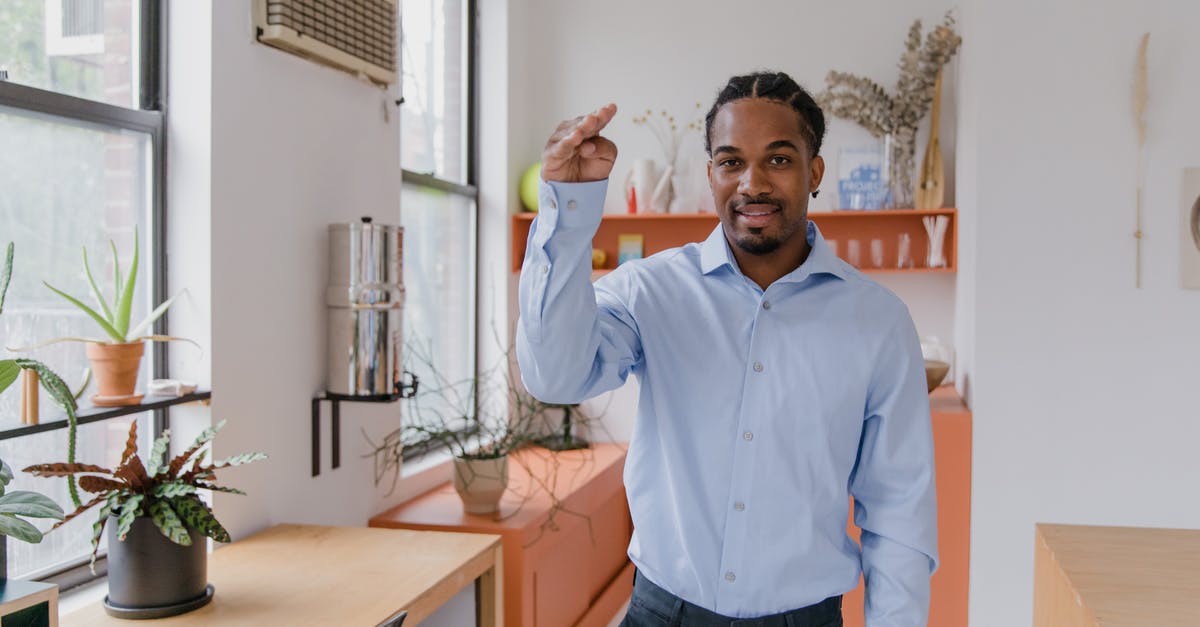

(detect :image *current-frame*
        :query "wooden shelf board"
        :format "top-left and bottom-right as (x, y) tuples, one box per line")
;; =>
(512, 209), (957, 274)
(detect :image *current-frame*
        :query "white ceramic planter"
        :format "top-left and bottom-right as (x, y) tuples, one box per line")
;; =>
(452, 456), (509, 514)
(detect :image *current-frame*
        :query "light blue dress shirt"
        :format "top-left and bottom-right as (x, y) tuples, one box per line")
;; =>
(517, 180), (938, 625)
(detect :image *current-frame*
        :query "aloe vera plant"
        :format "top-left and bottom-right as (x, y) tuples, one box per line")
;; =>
(24, 419), (265, 569)
(41, 229), (183, 345)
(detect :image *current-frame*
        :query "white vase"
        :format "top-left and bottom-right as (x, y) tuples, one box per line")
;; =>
(452, 456), (509, 514)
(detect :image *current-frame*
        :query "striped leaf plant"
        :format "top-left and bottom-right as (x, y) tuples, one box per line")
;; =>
(24, 419), (265, 570)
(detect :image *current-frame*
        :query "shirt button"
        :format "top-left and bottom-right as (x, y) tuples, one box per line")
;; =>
(753, 362), (763, 372)
(542, 265), (550, 275)
(566, 199), (578, 210)
(743, 431), (753, 441)
(762, 300), (771, 310)
(545, 197), (557, 210)
(725, 571), (736, 583)
(734, 502), (745, 511)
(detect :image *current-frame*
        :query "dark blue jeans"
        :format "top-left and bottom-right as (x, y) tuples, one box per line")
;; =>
(620, 571), (843, 627)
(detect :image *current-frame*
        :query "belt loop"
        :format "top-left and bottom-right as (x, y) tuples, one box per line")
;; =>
(669, 596), (684, 626)
(784, 614), (795, 627)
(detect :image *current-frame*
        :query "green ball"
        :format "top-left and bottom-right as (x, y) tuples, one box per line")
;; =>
(519, 162), (541, 212)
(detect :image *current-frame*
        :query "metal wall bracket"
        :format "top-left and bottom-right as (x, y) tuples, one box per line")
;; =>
(311, 371), (418, 476)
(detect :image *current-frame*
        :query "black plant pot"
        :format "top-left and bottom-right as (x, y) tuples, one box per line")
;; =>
(104, 514), (213, 619)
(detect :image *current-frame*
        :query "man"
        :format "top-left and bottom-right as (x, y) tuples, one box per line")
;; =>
(517, 72), (937, 627)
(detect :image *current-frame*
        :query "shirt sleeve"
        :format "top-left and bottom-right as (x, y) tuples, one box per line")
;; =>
(849, 311), (939, 627)
(516, 179), (643, 404)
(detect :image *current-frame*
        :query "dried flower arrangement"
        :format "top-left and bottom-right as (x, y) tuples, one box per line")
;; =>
(632, 105), (702, 172)
(817, 12), (962, 207)
(630, 106), (704, 212)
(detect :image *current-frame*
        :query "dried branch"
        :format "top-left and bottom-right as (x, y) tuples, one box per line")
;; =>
(818, 11), (961, 137)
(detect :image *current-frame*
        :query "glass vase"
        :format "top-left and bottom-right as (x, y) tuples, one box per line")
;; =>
(883, 129), (917, 209)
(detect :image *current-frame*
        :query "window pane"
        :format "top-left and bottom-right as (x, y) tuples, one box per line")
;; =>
(0, 106), (153, 408)
(0, 416), (152, 579)
(0, 105), (155, 578)
(0, 0), (143, 108)
(400, 185), (475, 434)
(400, 0), (468, 183)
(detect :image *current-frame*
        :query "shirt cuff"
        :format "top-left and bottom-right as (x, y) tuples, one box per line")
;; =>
(540, 179), (608, 230)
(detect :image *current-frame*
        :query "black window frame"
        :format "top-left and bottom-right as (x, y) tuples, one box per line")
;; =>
(0, 0), (168, 587)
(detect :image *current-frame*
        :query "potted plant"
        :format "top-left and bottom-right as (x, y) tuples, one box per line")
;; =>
(1, 241), (91, 511)
(0, 458), (65, 625)
(0, 458), (65, 570)
(24, 419), (265, 618)
(39, 230), (186, 406)
(367, 339), (586, 515)
(399, 390), (535, 515)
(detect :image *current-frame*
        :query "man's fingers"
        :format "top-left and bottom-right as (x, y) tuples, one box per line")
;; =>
(574, 104), (618, 140)
(592, 103), (617, 131)
(587, 135), (618, 162)
(545, 130), (582, 164)
(542, 105), (619, 176)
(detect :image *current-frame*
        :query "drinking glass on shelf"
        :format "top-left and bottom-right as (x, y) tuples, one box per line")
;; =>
(826, 239), (839, 259)
(846, 239), (862, 267)
(897, 233), (914, 269)
(869, 238), (884, 268)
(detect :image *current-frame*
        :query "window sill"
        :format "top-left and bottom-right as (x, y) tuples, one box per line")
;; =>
(56, 577), (107, 616)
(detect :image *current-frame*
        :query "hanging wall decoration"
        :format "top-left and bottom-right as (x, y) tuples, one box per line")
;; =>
(1132, 33), (1150, 289)
(1181, 168), (1200, 290)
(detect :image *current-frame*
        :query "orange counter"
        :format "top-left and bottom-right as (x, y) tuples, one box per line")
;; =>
(371, 443), (631, 627)
(841, 385), (972, 627)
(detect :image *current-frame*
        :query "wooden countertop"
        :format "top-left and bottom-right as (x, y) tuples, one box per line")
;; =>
(1035, 523), (1200, 626)
(62, 524), (502, 626)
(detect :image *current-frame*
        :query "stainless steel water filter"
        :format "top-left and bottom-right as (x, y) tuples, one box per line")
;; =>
(326, 217), (404, 396)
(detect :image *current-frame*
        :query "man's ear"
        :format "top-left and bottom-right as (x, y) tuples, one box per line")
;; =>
(707, 159), (713, 186)
(809, 155), (826, 193)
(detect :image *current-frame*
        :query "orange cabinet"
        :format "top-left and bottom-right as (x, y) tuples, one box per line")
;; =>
(511, 209), (957, 276)
(370, 444), (633, 627)
(841, 386), (972, 627)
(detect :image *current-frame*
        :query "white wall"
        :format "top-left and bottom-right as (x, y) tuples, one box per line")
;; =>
(168, 4), (484, 624)
(504, 0), (962, 439)
(961, 0), (1200, 625)
(169, 1), (456, 540)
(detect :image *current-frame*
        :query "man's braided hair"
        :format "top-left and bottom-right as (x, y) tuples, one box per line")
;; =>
(703, 71), (826, 159)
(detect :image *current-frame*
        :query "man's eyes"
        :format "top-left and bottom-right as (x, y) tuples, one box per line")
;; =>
(718, 156), (791, 169)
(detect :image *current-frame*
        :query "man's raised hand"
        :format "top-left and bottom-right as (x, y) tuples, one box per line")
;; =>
(541, 104), (619, 183)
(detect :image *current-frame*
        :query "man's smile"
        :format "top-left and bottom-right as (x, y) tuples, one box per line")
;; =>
(734, 202), (781, 227)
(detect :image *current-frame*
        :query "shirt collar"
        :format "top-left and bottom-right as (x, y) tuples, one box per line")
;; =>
(699, 220), (849, 282)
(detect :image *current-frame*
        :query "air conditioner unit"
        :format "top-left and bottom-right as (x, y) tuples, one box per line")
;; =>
(253, 0), (397, 86)
(44, 0), (105, 57)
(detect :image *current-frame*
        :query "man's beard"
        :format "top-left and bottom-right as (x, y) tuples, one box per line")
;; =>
(733, 230), (784, 255)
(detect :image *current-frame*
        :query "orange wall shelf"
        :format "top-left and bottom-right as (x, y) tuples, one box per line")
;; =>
(511, 209), (957, 277)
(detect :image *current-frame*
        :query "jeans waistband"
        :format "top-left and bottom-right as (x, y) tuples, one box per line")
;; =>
(631, 570), (842, 627)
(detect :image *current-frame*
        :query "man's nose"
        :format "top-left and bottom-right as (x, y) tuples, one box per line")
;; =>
(737, 164), (771, 197)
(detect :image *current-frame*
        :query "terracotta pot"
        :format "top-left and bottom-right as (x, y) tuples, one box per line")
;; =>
(86, 341), (145, 398)
(452, 455), (509, 514)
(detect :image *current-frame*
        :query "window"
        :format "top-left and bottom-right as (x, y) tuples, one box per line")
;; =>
(0, 0), (164, 580)
(399, 0), (477, 457)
